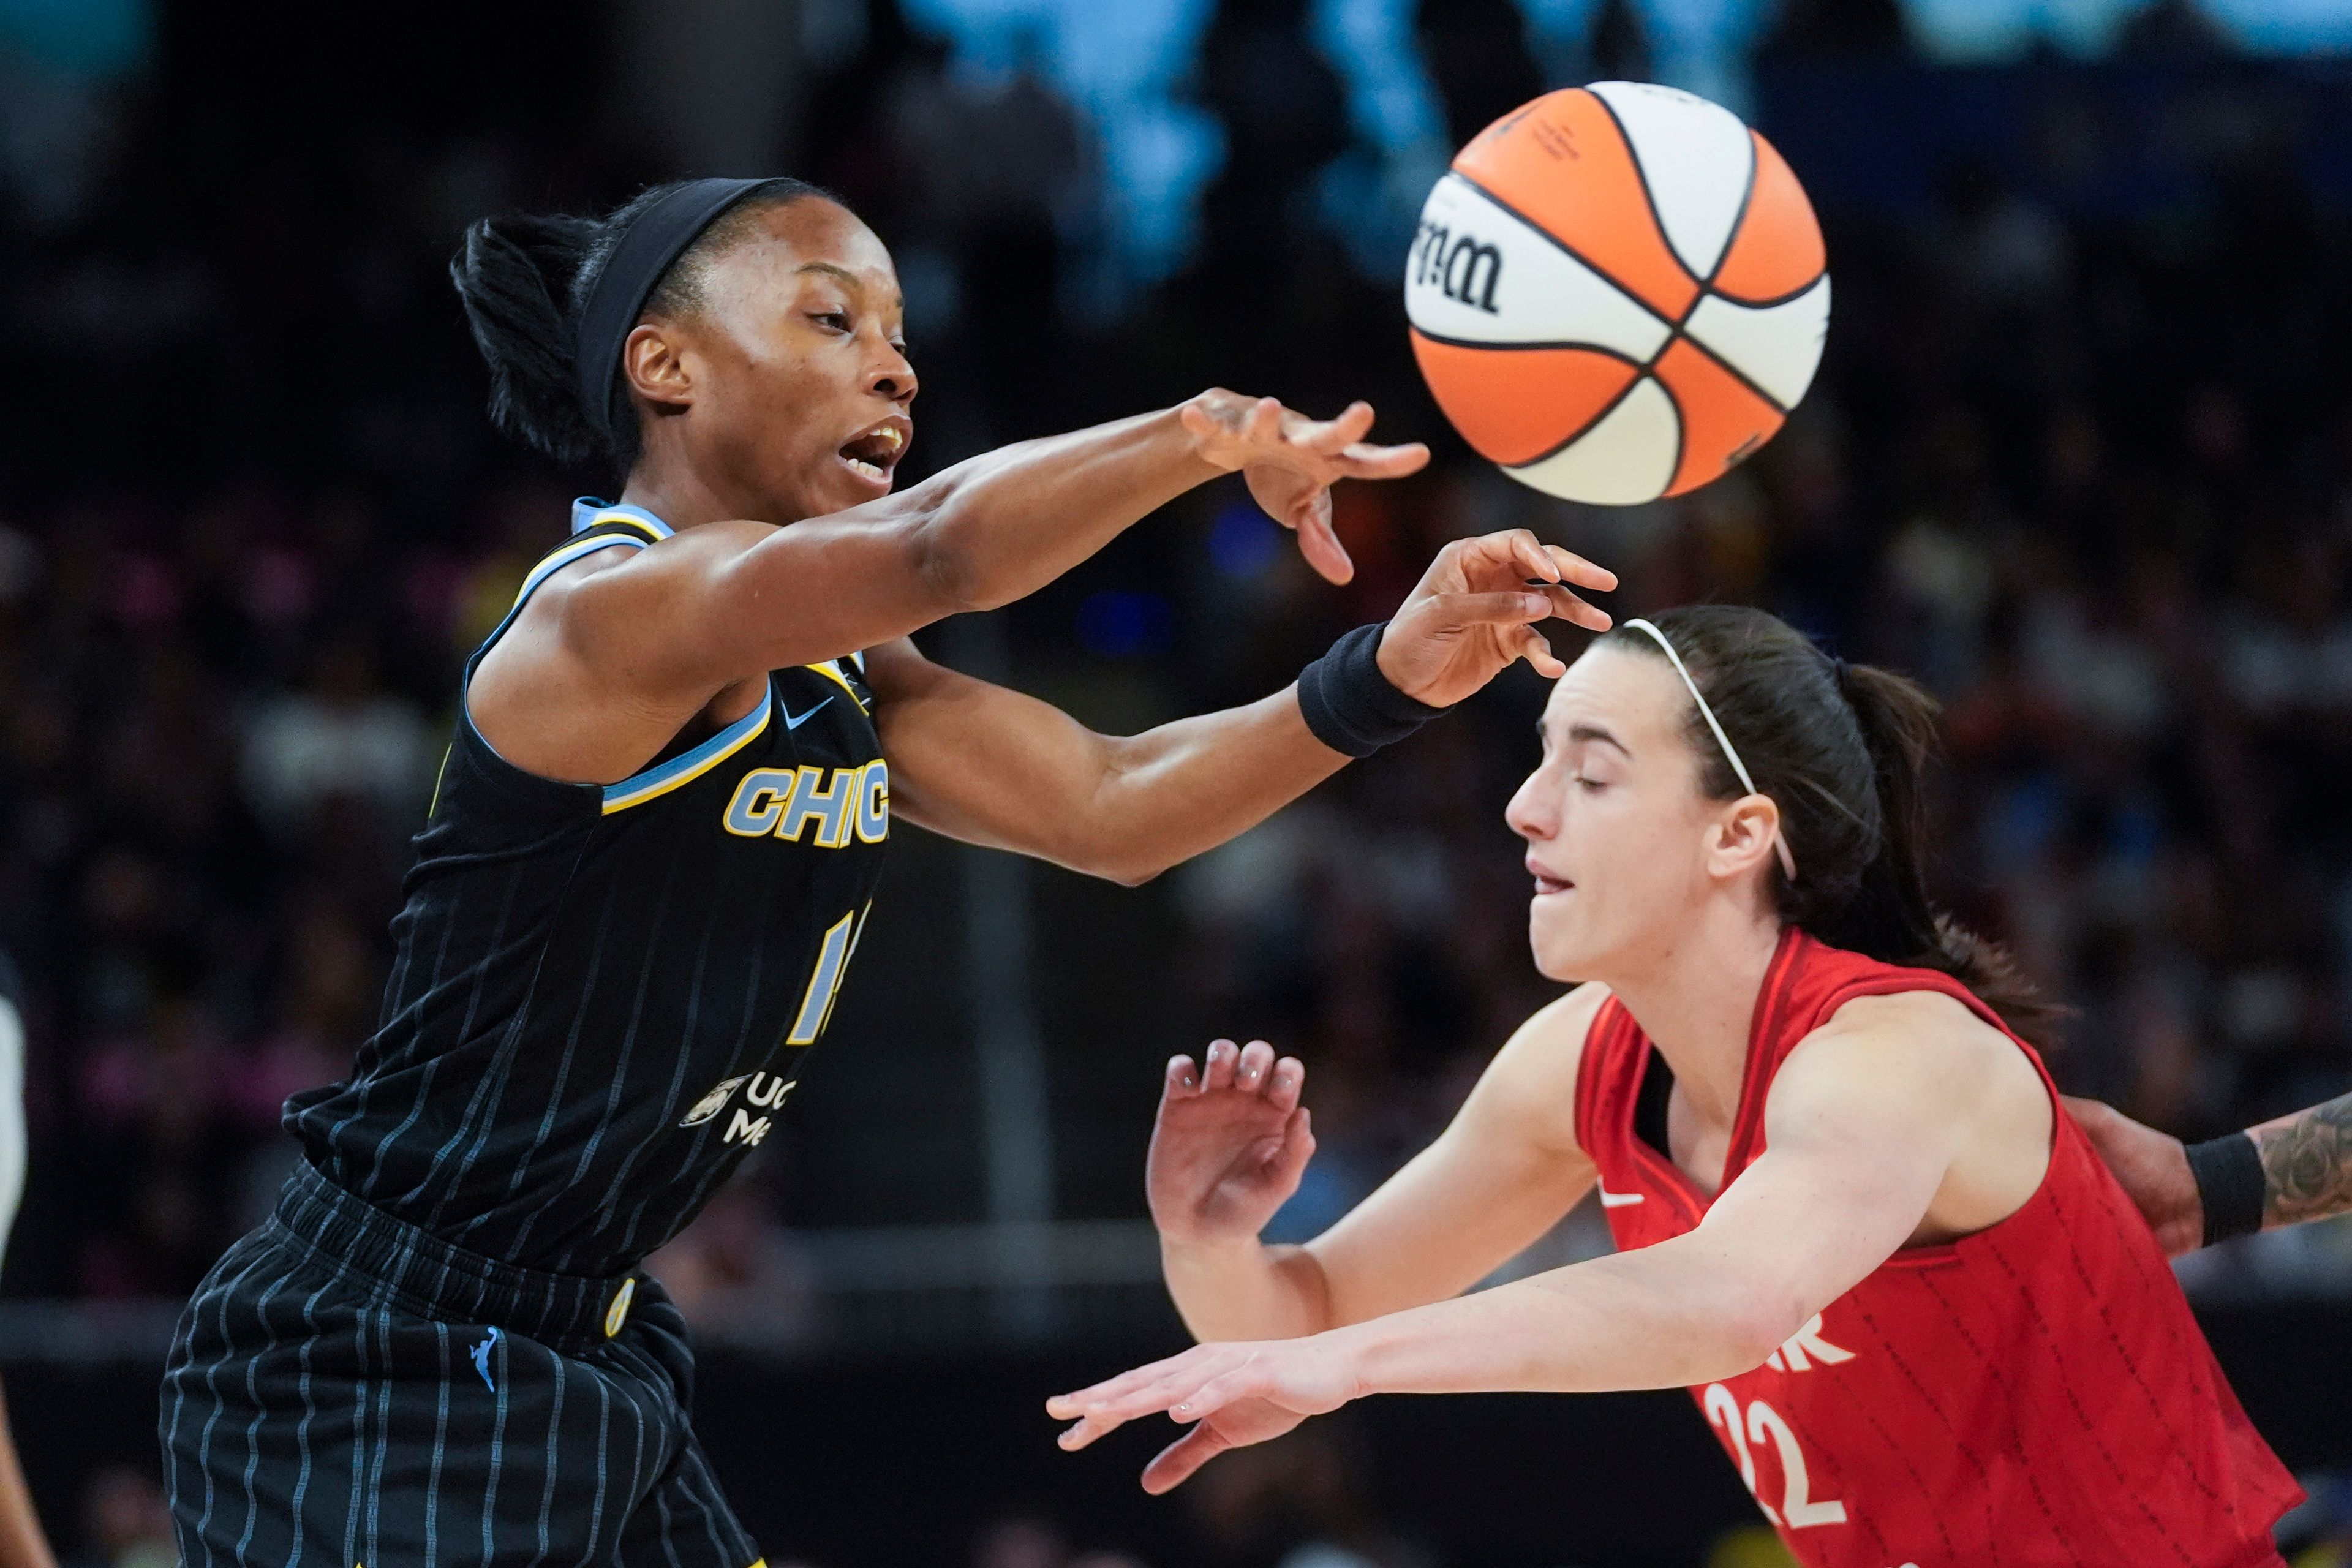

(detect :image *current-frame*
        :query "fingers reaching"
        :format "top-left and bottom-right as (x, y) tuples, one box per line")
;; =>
(1292, 490), (1354, 585)
(1511, 624), (1565, 677)
(1266, 1055), (1305, 1114)
(1454, 534), (1615, 589)
(1180, 1041), (1303, 1106)
(1333, 440), (1431, 481)
(1302, 400), (1375, 453)
(1544, 543), (1617, 594)
(1142, 1423), (1233, 1494)
(1273, 1105), (1316, 1185)
(1433, 590), (1558, 629)
(1541, 584), (1612, 633)
(1164, 1054), (1200, 1098)
(1047, 1352), (1204, 1430)
(1508, 530), (1560, 586)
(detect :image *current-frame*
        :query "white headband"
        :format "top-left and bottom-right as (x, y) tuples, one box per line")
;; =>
(1623, 617), (1798, 882)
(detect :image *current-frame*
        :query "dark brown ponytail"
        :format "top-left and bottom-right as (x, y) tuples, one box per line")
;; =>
(1604, 606), (2057, 1044)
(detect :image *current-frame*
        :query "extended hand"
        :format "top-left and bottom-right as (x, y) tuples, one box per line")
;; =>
(1378, 530), (1617, 708)
(2065, 1096), (2201, 1257)
(1180, 391), (1430, 585)
(1148, 1039), (1314, 1247)
(1048, 1335), (1364, 1493)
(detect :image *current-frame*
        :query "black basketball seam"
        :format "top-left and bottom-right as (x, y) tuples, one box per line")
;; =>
(1444, 171), (1677, 333)
(1409, 327), (1645, 364)
(1410, 326), (1649, 468)
(1700, 129), (1763, 294)
(1674, 326), (1794, 417)
(1509, 372), (1657, 473)
(1712, 274), (1830, 312)
(1582, 88), (1705, 303)
(1654, 371), (1689, 496)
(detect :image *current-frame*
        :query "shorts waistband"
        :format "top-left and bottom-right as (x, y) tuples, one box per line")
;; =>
(270, 1158), (638, 1347)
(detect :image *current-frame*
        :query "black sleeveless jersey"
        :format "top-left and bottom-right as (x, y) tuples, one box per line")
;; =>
(285, 499), (888, 1277)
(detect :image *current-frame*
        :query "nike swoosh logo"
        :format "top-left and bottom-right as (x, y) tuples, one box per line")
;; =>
(782, 696), (833, 731)
(1597, 1185), (1645, 1208)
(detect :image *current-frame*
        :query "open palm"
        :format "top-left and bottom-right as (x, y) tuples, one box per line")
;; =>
(1050, 1335), (1365, 1493)
(1147, 1039), (1315, 1247)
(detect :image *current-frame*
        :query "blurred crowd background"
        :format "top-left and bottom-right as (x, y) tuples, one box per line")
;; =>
(4, 0), (2352, 1564)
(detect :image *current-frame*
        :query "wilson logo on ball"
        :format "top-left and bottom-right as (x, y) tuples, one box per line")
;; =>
(1405, 81), (1830, 506)
(1411, 224), (1503, 315)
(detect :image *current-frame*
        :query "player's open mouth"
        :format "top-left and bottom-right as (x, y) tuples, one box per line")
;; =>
(1528, 859), (1572, 897)
(837, 420), (909, 488)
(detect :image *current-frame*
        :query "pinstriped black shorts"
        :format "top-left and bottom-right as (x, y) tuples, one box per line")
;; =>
(160, 1160), (763, 1568)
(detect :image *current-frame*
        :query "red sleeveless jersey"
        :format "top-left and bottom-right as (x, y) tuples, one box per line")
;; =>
(1573, 929), (2299, 1568)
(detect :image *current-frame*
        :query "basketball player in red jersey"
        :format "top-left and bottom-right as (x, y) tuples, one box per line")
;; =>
(1052, 605), (2301, 1567)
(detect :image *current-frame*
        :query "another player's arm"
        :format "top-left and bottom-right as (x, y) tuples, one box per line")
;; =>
(0, 1381), (55, 1568)
(1150, 988), (1607, 1343)
(2071, 1089), (2352, 1255)
(1053, 994), (2011, 1491)
(869, 533), (1614, 884)
(2255, 1092), (2352, 1227)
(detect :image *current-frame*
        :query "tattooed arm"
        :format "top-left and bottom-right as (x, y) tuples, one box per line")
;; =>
(2252, 1091), (2352, 1229)
(2068, 1091), (2352, 1257)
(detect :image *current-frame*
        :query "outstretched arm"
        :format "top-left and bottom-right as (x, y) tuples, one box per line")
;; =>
(1142, 992), (1603, 1343)
(1054, 995), (2016, 1493)
(872, 530), (1616, 883)
(471, 393), (1426, 787)
(2071, 1091), (2352, 1256)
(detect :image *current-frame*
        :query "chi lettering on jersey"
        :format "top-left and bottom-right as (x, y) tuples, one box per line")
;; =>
(723, 761), (888, 845)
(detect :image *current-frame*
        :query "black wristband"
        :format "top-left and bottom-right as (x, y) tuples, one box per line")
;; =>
(1296, 622), (1446, 759)
(2184, 1131), (2265, 1246)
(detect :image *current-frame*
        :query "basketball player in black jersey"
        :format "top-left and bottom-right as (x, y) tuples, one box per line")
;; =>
(158, 176), (1616, 1568)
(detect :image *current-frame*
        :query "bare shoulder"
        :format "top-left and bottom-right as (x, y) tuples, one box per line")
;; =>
(1461, 982), (1614, 1155)
(472, 545), (642, 709)
(492, 521), (765, 674)
(1815, 988), (2003, 1056)
(1776, 987), (2051, 1177)
(1785, 989), (2025, 1095)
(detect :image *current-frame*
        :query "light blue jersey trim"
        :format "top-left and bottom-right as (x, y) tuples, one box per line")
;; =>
(600, 683), (774, 815)
(511, 534), (640, 609)
(569, 497), (675, 540)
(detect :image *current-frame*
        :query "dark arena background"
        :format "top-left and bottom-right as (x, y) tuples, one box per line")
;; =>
(4, 1), (2352, 1564)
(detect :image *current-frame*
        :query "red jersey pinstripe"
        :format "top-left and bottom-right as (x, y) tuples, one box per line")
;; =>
(1573, 929), (2299, 1567)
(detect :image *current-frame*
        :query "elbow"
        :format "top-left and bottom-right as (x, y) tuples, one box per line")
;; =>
(1061, 747), (1178, 886)
(1063, 851), (1166, 889)
(909, 508), (1011, 615)
(1095, 858), (1168, 889)
(1706, 1292), (1809, 1381)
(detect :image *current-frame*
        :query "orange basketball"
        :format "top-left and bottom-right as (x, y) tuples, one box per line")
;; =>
(1405, 82), (1829, 505)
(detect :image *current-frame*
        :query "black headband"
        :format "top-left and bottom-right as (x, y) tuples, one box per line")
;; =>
(574, 176), (783, 442)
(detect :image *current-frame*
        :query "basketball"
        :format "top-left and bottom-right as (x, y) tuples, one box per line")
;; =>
(1406, 81), (1829, 505)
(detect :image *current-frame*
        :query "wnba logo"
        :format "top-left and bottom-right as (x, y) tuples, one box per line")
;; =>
(1411, 222), (1502, 314)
